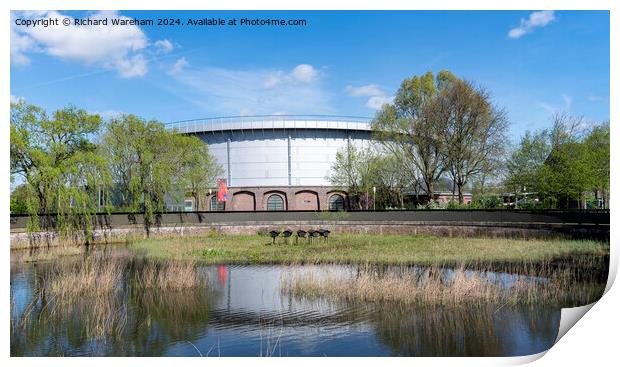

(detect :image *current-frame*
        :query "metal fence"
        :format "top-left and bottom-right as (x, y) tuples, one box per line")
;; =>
(164, 114), (372, 134)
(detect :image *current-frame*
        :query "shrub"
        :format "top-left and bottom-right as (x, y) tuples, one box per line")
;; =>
(470, 195), (503, 209)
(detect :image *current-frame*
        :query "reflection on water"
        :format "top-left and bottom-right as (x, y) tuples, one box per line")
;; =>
(11, 255), (565, 356)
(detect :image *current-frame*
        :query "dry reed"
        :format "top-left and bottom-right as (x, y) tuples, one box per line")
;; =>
(135, 259), (202, 290)
(17, 255), (206, 341)
(281, 265), (603, 307)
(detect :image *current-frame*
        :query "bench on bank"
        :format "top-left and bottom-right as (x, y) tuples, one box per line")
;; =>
(268, 229), (331, 244)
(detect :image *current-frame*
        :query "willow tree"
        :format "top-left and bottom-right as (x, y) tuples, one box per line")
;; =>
(10, 102), (108, 243)
(372, 71), (456, 202)
(102, 115), (178, 235)
(175, 135), (223, 210)
(102, 115), (221, 232)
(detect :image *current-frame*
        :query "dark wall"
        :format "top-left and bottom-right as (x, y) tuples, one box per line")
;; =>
(10, 210), (610, 230)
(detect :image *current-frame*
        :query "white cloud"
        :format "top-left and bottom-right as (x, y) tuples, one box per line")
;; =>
(262, 64), (319, 89)
(154, 39), (174, 54)
(291, 64), (318, 83)
(11, 10), (150, 78)
(561, 94), (572, 111)
(10, 95), (24, 104)
(366, 95), (394, 110)
(168, 57), (188, 76)
(167, 64), (332, 116)
(346, 83), (393, 110)
(536, 94), (573, 114)
(536, 101), (557, 115)
(263, 71), (284, 89)
(587, 95), (607, 103)
(116, 54), (147, 78)
(10, 25), (37, 65)
(508, 11), (556, 39)
(346, 84), (383, 97)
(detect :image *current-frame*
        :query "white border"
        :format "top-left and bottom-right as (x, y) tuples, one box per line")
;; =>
(3, 1), (617, 366)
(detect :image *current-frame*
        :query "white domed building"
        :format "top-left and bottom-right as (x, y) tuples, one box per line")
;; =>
(168, 115), (373, 211)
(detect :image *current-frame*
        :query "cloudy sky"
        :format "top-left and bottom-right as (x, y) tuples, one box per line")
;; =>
(10, 10), (609, 140)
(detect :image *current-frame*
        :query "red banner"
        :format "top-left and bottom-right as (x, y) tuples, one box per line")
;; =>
(217, 178), (229, 202)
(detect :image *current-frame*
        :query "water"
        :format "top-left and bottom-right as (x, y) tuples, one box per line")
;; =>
(11, 253), (563, 357)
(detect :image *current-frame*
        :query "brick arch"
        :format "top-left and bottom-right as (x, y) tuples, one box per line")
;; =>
(294, 190), (320, 211)
(232, 191), (256, 211)
(262, 190), (288, 211)
(326, 190), (349, 210)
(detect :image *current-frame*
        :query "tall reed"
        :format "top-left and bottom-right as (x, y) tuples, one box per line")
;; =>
(281, 264), (604, 307)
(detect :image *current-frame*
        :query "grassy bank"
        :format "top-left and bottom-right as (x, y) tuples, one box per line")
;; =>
(126, 233), (609, 266)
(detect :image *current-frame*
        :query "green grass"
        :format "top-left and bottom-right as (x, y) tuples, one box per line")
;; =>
(126, 233), (609, 266)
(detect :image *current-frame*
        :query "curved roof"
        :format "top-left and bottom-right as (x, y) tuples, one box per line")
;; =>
(166, 115), (372, 134)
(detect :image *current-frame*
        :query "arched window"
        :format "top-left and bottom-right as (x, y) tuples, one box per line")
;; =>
(266, 194), (285, 211)
(210, 195), (225, 211)
(328, 194), (345, 211)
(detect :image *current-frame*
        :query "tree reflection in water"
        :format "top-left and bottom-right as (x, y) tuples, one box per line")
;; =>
(369, 303), (559, 356)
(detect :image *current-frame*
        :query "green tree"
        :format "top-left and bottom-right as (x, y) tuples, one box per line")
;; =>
(537, 141), (592, 208)
(10, 102), (107, 240)
(10, 184), (30, 214)
(328, 143), (377, 209)
(505, 113), (609, 209)
(583, 124), (610, 208)
(102, 115), (221, 229)
(505, 130), (551, 194)
(102, 115), (179, 234)
(175, 135), (224, 210)
(372, 71), (457, 202)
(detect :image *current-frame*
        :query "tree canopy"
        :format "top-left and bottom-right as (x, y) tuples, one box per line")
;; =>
(11, 102), (223, 240)
(371, 70), (508, 203)
(10, 102), (108, 238)
(505, 113), (609, 208)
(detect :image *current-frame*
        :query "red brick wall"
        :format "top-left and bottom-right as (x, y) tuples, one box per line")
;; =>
(294, 191), (320, 210)
(231, 191), (255, 211)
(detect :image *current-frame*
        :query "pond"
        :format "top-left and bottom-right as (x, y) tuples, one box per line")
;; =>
(10, 248), (579, 357)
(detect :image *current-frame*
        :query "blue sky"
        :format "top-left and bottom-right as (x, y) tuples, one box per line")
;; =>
(10, 10), (609, 141)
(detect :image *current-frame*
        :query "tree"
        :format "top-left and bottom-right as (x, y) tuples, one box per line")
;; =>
(102, 115), (221, 232)
(328, 143), (377, 209)
(10, 101), (107, 241)
(537, 141), (592, 208)
(434, 79), (509, 203)
(470, 153), (505, 197)
(102, 115), (179, 234)
(175, 135), (223, 210)
(583, 123), (610, 208)
(372, 71), (456, 202)
(370, 152), (416, 208)
(505, 130), (551, 194)
(505, 112), (609, 209)
(10, 184), (30, 214)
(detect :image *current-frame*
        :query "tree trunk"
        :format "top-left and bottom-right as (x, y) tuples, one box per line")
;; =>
(192, 191), (199, 211)
(426, 181), (434, 204)
(457, 184), (464, 204)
